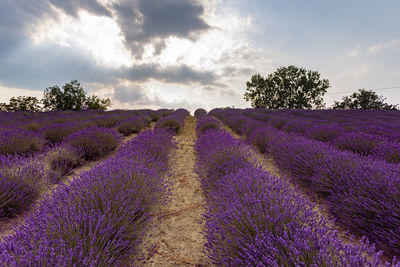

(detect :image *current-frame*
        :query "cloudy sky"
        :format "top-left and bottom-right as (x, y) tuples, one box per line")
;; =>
(1, 0), (399, 110)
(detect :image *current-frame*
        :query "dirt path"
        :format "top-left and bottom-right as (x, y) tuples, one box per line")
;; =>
(0, 123), (154, 240)
(143, 116), (209, 266)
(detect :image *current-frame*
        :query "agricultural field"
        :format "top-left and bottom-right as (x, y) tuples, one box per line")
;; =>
(0, 108), (399, 266)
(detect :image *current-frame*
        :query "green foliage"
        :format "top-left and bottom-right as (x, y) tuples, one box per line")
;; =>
(86, 95), (111, 111)
(42, 80), (111, 111)
(332, 89), (398, 110)
(43, 80), (86, 111)
(244, 65), (330, 109)
(0, 96), (41, 111)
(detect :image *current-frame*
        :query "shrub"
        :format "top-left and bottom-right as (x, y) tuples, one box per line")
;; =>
(155, 116), (184, 134)
(139, 115), (152, 124)
(196, 117), (220, 134)
(115, 129), (175, 171)
(232, 112), (400, 258)
(146, 111), (161, 122)
(173, 108), (190, 117)
(116, 118), (145, 136)
(373, 141), (400, 164)
(0, 129), (175, 265)
(194, 108), (207, 117)
(39, 122), (86, 144)
(0, 128), (45, 156)
(304, 125), (343, 142)
(21, 122), (42, 132)
(46, 144), (84, 183)
(0, 155), (45, 218)
(195, 124), (384, 266)
(64, 127), (121, 160)
(332, 132), (384, 156)
(92, 115), (126, 128)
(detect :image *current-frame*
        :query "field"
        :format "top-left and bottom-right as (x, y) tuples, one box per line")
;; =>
(0, 108), (399, 266)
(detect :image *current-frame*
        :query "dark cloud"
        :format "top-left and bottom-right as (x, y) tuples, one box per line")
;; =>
(112, 0), (209, 57)
(113, 85), (146, 103)
(222, 66), (255, 76)
(113, 85), (192, 109)
(0, 0), (216, 92)
(49, 0), (111, 17)
(121, 64), (217, 85)
(0, 38), (118, 90)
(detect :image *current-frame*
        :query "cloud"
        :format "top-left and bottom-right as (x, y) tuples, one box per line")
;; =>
(368, 39), (400, 53)
(113, 85), (147, 103)
(348, 44), (361, 57)
(49, 0), (111, 18)
(0, 0), (266, 109)
(111, 0), (210, 58)
(334, 64), (373, 81)
(123, 64), (217, 85)
(0, 38), (119, 90)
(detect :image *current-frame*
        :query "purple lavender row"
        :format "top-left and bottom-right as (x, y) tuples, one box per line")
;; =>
(0, 109), (169, 156)
(241, 109), (400, 163)
(0, 128), (176, 265)
(0, 111), (166, 220)
(194, 119), (389, 266)
(155, 108), (189, 134)
(211, 109), (400, 259)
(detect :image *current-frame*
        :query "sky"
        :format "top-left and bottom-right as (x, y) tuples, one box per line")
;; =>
(1, 0), (399, 111)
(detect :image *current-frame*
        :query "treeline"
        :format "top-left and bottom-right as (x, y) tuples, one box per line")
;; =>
(244, 65), (398, 110)
(0, 80), (111, 112)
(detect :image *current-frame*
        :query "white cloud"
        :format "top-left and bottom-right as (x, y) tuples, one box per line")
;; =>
(336, 64), (373, 80)
(367, 39), (400, 53)
(348, 44), (361, 57)
(31, 10), (133, 68)
(0, 85), (43, 103)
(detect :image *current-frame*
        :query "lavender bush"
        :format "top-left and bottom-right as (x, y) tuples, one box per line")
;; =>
(0, 155), (45, 218)
(0, 128), (45, 156)
(194, 108), (207, 117)
(0, 129), (175, 265)
(45, 144), (84, 183)
(64, 127), (121, 160)
(116, 117), (145, 136)
(92, 114), (127, 128)
(195, 126), (388, 266)
(219, 109), (400, 259)
(155, 109), (188, 134)
(196, 116), (220, 134)
(39, 121), (86, 144)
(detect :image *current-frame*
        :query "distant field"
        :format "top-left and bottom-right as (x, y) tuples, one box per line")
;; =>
(0, 108), (399, 266)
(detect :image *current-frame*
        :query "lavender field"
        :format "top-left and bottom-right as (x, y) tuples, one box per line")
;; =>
(0, 108), (399, 266)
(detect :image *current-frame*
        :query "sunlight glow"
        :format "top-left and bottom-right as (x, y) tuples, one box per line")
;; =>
(31, 10), (132, 68)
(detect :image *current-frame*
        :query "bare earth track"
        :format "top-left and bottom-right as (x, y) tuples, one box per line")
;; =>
(143, 116), (209, 266)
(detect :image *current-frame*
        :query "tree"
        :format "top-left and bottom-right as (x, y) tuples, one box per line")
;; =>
(332, 89), (398, 110)
(0, 96), (41, 111)
(0, 103), (8, 111)
(43, 80), (86, 111)
(244, 65), (330, 109)
(86, 95), (111, 110)
(42, 80), (111, 111)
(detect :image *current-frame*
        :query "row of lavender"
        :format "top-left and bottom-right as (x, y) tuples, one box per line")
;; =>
(243, 109), (400, 163)
(194, 113), (391, 266)
(0, 109), (172, 156)
(0, 126), (177, 265)
(210, 108), (400, 259)
(0, 109), (172, 220)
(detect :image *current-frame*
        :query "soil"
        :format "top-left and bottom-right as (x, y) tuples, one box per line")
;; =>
(141, 116), (209, 266)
